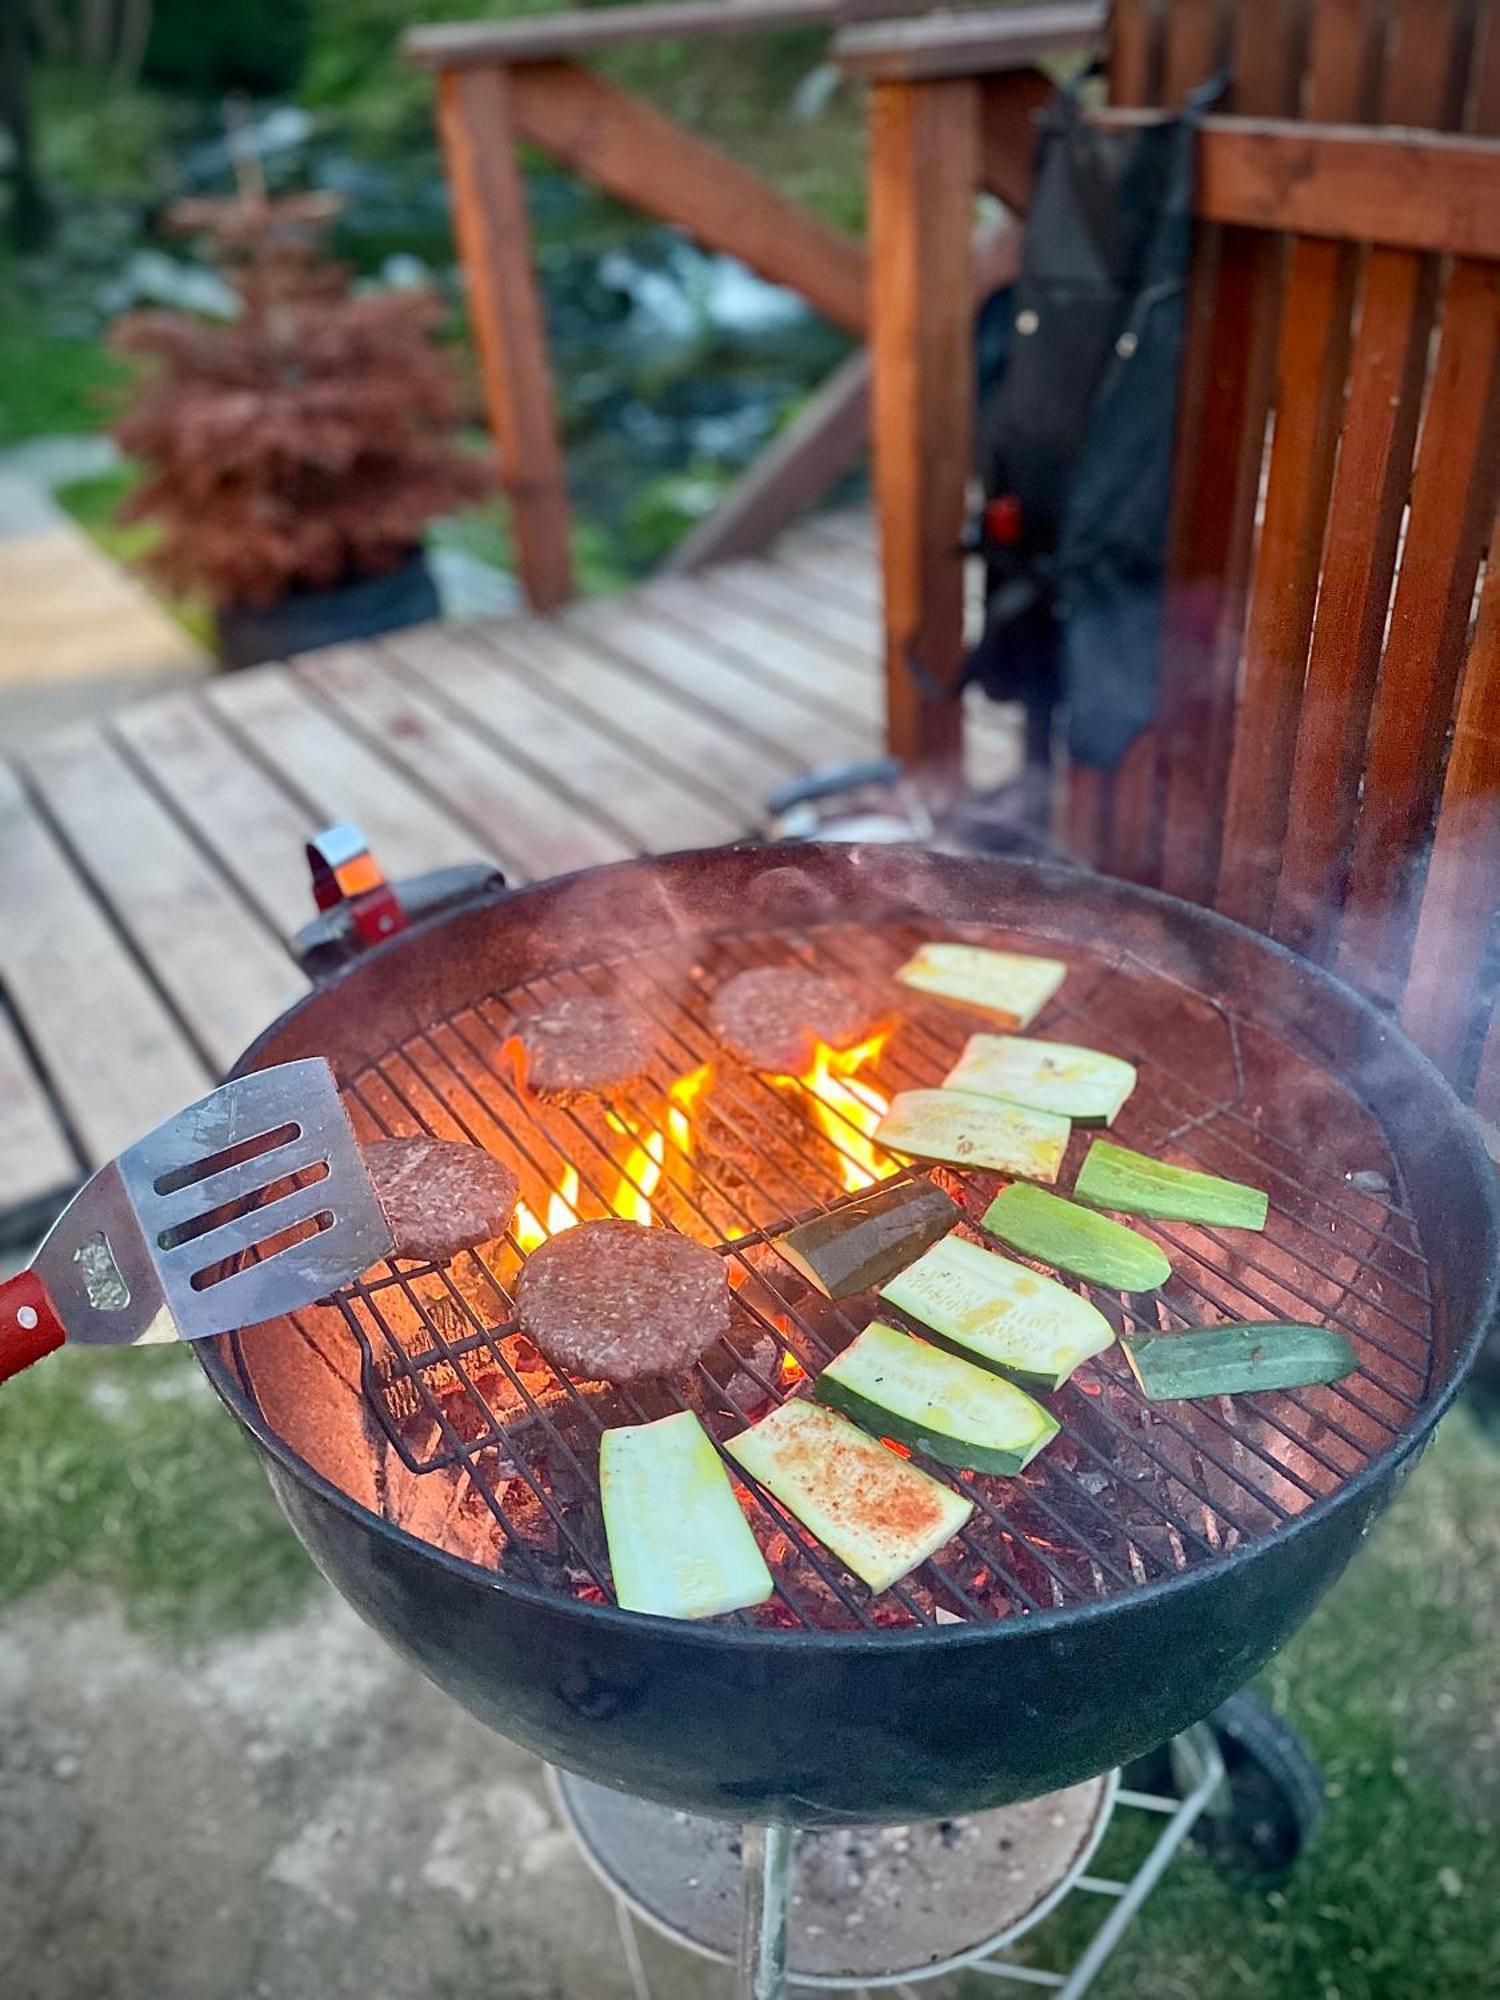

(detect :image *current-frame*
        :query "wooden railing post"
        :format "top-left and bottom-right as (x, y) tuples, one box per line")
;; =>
(868, 75), (980, 781)
(437, 64), (575, 612)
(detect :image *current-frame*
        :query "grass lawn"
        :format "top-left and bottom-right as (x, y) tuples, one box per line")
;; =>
(0, 256), (126, 448)
(2, 1338), (1496, 1998)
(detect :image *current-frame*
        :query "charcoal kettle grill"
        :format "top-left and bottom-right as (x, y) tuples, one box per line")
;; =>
(196, 842), (1499, 1998)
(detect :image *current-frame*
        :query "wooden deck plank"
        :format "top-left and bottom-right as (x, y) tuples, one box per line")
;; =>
(0, 1000), (81, 1231)
(0, 759), (211, 1162)
(712, 557), (880, 655)
(206, 663), (495, 885)
(0, 521), (904, 1225)
(469, 617), (800, 812)
(378, 625), (745, 851)
(111, 690), (324, 941)
(769, 535), (882, 610)
(19, 725), (308, 1075)
(792, 513), (876, 558)
(643, 573), (882, 724)
(562, 598), (876, 767)
(294, 644), (631, 879)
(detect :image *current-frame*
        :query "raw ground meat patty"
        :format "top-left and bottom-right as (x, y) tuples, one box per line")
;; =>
(517, 995), (656, 1100)
(708, 966), (871, 1074)
(366, 1137), (520, 1264)
(516, 1218), (731, 1383)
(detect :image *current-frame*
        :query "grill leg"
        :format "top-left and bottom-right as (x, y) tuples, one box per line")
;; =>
(736, 1821), (793, 2000)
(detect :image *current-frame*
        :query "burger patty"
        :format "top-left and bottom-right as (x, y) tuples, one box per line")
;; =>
(708, 966), (871, 1075)
(515, 1218), (731, 1383)
(366, 1137), (520, 1265)
(517, 995), (656, 1100)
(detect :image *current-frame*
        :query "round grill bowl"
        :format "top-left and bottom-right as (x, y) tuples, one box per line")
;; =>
(198, 846), (1500, 1826)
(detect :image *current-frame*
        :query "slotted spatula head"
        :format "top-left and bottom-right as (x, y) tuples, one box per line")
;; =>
(32, 1059), (394, 1347)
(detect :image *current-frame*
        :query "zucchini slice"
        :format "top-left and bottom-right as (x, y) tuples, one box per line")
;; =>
(778, 1178), (962, 1298)
(944, 1034), (1136, 1126)
(881, 1230), (1114, 1389)
(600, 1411), (773, 1620)
(817, 1320), (1058, 1475)
(875, 1088), (1070, 1182)
(1074, 1139), (1268, 1230)
(981, 1183), (1171, 1293)
(1122, 1323), (1358, 1401)
(725, 1398), (973, 1594)
(895, 942), (1067, 1028)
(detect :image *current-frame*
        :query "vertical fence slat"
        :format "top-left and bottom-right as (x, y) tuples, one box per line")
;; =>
(1211, 0), (1394, 930)
(1474, 1006), (1500, 1129)
(1337, 257), (1500, 1001)
(1270, 0), (1479, 955)
(1401, 525), (1500, 1080)
(1153, 0), (1314, 903)
(1098, 0), (1235, 882)
(1267, 250), (1436, 954)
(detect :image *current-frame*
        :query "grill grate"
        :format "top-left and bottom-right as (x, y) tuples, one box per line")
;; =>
(300, 917), (1434, 1635)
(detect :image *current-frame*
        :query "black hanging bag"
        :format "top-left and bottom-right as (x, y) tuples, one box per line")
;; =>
(964, 77), (1216, 773)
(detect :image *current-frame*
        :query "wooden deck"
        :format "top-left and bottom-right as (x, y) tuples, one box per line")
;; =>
(0, 513), (1016, 1245)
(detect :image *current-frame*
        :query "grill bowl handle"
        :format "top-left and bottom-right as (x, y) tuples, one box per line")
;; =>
(294, 860), (509, 981)
(0, 1270), (67, 1380)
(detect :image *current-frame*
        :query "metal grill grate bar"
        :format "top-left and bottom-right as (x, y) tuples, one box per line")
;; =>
(323, 915), (1437, 1633)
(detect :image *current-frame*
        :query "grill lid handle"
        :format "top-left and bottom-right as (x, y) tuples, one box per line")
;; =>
(295, 825), (506, 980)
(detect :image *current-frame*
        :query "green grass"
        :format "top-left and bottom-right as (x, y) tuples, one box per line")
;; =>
(32, 64), (181, 205)
(959, 1405), (1500, 2000)
(2, 1341), (1497, 1994)
(0, 259), (126, 446)
(0, 1341), (315, 1636)
(429, 491), (634, 600)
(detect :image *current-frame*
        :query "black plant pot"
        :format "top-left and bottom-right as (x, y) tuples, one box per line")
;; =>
(216, 550), (440, 670)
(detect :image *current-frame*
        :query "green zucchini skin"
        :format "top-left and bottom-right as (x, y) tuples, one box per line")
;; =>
(880, 1231), (1115, 1389)
(1073, 1139), (1269, 1230)
(816, 1321), (1058, 1475)
(779, 1178), (962, 1298)
(981, 1183), (1171, 1292)
(1122, 1323), (1358, 1401)
(817, 1377), (1043, 1474)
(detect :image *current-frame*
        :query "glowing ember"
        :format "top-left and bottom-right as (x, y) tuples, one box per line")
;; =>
(787, 1032), (892, 1192)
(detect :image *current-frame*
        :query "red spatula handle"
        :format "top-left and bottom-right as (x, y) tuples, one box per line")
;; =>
(0, 1271), (67, 1381)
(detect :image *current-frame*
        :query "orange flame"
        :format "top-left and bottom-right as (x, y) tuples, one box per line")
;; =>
(778, 1351), (807, 1387)
(610, 1063), (711, 1225)
(512, 1066), (712, 1253)
(790, 1032), (892, 1192)
(514, 1164), (580, 1253)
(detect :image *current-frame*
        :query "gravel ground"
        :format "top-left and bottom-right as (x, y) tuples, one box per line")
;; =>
(0, 1587), (720, 2000)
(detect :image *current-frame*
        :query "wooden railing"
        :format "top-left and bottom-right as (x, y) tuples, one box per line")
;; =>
(407, 1), (1102, 608)
(836, 0), (1500, 1120)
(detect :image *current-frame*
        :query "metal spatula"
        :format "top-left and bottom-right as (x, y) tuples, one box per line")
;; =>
(0, 1059), (394, 1381)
